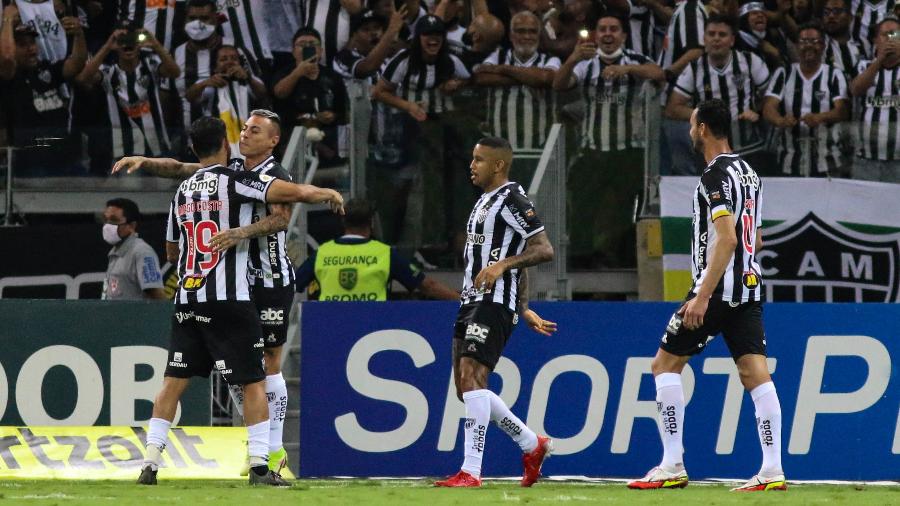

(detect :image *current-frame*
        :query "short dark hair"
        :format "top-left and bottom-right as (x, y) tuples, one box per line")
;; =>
(875, 16), (900, 37)
(822, 0), (851, 11)
(189, 117), (226, 159)
(292, 26), (322, 44)
(250, 109), (281, 136)
(342, 198), (374, 229)
(706, 13), (737, 35)
(186, 0), (216, 10)
(797, 21), (825, 39)
(596, 13), (629, 34)
(695, 99), (731, 139)
(476, 136), (512, 152)
(106, 198), (141, 223)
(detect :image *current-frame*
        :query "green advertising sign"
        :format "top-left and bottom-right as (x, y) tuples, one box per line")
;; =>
(0, 300), (209, 425)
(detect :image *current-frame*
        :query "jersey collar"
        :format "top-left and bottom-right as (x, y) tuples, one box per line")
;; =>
(703, 152), (739, 172)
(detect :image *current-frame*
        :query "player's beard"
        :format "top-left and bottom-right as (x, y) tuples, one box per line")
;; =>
(692, 136), (704, 156)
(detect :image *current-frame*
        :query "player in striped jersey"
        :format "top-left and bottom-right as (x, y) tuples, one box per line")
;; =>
(850, 0), (896, 57)
(136, 117), (343, 487)
(119, 0), (186, 51)
(75, 27), (180, 161)
(628, 99), (785, 492)
(113, 110), (300, 473)
(667, 15), (770, 164)
(554, 13), (664, 267)
(300, 0), (366, 66)
(849, 16), (900, 181)
(763, 23), (850, 176)
(435, 136), (556, 488)
(823, 0), (866, 75)
(473, 11), (560, 151)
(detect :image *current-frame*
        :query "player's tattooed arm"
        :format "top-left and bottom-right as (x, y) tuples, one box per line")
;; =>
(111, 157), (201, 178)
(474, 231), (553, 291)
(209, 204), (292, 252)
(517, 268), (530, 313)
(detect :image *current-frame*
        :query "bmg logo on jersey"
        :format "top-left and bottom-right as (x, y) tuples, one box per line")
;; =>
(465, 323), (490, 343)
(259, 308), (284, 325)
(179, 175), (219, 194)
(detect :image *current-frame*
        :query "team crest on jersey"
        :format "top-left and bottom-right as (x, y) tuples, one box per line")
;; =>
(477, 206), (490, 223)
(259, 174), (274, 182)
(742, 271), (760, 288)
(759, 213), (900, 302)
(339, 268), (357, 290)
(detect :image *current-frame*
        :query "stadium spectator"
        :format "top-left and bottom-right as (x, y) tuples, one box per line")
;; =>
(217, 0), (272, 72)
(763, 22), (849, 176)
(118, 0), (187, 52)
(822, 0), (865, 75)
(299, 0), (365, 66)
(850, 0), (893, 57)
(163, 0), (263, 149)
(333, 7), (405, 83)
(849, 16), (900, 182)
(540, 0), (631, 60)
(101, 197), (166, 300)
(295, 198), (459, 301)
(473, 10), (560, 151)
(553, 13), (663, 268)
(666, 15), (771, 173)
(434, 0), (466, 54)
(370, 14), (470, 257)
(195, 44), (269, 155)
(626, 0), (672, 60)
(735, 1), (790, 69)
(263, 0), (302, 75)
(75, 26), (180, 167)
(272, 27), (348, 167)
(12, 0), (70, 63)
(0, 8), (86, 175)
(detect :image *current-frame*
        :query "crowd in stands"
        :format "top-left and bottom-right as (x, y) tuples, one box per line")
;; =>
(0, 0), (898, 268)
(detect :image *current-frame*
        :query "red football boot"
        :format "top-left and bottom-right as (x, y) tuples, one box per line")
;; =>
(521, 435), (553, 487)
(434, 470), (482, 487)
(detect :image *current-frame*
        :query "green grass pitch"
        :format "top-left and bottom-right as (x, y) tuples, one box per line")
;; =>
(2, 479), (898, 505)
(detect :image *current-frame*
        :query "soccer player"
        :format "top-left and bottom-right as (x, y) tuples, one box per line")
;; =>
(114, 110), (296, 474)
(134, 116), (343, 486)
(434, 136), (556, 488)
(627, 100), (785, 492)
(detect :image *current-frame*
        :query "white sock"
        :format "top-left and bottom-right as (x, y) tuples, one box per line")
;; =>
(247, 420), (270, 467)
(266, 373), (288, 453)
(487, 391), (538, 452)
(655, 373), (685, 470)
(228, 383), (245, 417)
(751, 381), (783, 477)
(144, 417), (171, 470)
(461, 390), (490, 478)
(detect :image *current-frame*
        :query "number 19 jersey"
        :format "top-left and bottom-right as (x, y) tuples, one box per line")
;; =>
(166, 164), (275, 303)
(691, 153), (764, 303)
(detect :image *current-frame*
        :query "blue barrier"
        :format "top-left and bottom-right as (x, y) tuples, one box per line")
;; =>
(299, 302), (900, 480)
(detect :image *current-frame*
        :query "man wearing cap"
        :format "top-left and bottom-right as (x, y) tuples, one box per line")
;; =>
(333, 5), (406, 83)
(0, 2), (86, 175)
(101, 198), (166, 301)
(735, 1), (789, 70)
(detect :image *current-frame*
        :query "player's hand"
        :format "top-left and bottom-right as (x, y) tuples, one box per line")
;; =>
(326, 189), (344, 214)
(680, 296), (708, 331)
(474, 263), (505, 293)
(60, 16), (83, 36)
(111, 156), (150, 174)
(738, 109), (759, 122)
(523, 309), (558, 336)
(209, 228), (246, 252)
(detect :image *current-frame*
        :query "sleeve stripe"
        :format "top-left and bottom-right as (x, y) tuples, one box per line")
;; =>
(711, 208), (731, 220)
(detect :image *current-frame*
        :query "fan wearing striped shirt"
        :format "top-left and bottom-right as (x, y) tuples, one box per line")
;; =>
(75, 25), (180, 164)
(629, 99), (785, 493)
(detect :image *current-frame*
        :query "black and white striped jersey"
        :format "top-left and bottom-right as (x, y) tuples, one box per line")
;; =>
(628, 4), (659, 61)
(460, 182), (544, 313)
(119, 0), (185, 51)
(854, 59), (900, 161)
(380, 49), (471, 115)
(850, 0), (894, 58)
(658, 0), (707, 70)
(98, 51), (171, 158)
(824, 35), (864, 77)
(482, 48), (560, 150)
(166, 164), (275, 303)
(229, 156), (296, 289)
(219, 0), (272, 64)
(333, 47), (379, 84)
(300, 0), (350, 65)
(690, 153), (763, 303)
(765, 63), (848, 176)
(573, 49), (654, 152)
(164, 43), (262, 131)
(674, 50), (770, 152)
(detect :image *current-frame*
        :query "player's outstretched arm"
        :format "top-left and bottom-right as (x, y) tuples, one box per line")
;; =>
(209, 204), (292, 252)
(474, 231), (553, 291)
(111, 156), (201, 178)
(518, 268), (558, 336)
(266, 180), (345, 214)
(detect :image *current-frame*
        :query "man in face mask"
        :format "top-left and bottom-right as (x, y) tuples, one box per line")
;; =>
(102, 198), (166, 300)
